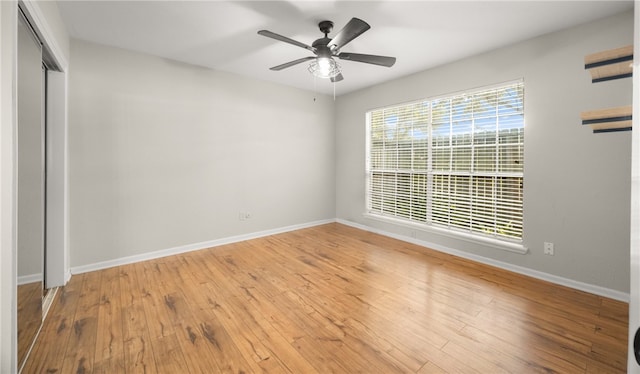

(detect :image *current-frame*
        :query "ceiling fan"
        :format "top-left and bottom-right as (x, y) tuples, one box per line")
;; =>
(257, 18), (396, 82)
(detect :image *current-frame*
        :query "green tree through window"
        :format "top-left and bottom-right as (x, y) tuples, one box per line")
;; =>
(367, 81), (524, 241)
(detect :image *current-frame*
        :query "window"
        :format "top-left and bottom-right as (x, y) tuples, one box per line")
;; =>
(366, 81), (524, 241)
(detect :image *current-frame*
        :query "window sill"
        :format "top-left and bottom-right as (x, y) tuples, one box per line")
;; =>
(362, 213), (528, 255)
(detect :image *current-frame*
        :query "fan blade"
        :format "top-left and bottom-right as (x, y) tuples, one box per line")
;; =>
(258, 30), (316, 53)
(337, 52), (396, 67)
(330, 73), (344, 83)
(270, 56), (316, 71)
(328, 18), (370, 51)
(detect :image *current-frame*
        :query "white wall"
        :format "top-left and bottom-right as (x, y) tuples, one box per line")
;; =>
(69, 39), (336, 269)
(336, 10), (634, 294)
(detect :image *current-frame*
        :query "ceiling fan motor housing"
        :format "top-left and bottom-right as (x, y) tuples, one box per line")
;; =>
(312, 38), (333, 58)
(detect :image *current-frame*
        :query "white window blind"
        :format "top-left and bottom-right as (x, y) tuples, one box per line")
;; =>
(367, 81), (524, 241)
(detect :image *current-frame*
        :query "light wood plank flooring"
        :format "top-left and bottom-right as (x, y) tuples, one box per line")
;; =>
(23, 223), (628, 373)
(17, 282), (42, 368)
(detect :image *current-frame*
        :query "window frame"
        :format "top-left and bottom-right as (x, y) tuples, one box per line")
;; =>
(365, 80), (526, 254)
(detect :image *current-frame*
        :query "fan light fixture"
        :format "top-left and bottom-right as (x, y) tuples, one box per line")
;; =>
(258, 18), (396, 85)
(308, 57), (341, 79)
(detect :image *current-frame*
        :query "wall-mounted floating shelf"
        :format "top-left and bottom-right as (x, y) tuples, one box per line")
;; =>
(581, 105), (632, 133)
(584, 45), (633, 83)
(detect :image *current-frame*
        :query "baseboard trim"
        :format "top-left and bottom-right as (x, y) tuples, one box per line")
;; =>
(68, 217), (629, 303)
(64, 270), (72, 284)
(70, 219), (335, 275)
(17, 273), (42, 286)
(42, 287), (58, 322)
(336, 218), (630, 303)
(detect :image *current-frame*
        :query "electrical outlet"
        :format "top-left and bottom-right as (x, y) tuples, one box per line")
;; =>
(544, 242), (554, 256)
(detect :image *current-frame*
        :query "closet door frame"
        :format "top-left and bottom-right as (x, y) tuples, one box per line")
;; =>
(0, 2), (69, 372)
(17, 2), (69, 289)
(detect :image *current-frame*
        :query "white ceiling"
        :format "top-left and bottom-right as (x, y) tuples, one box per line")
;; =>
(57, 0), (633, 96)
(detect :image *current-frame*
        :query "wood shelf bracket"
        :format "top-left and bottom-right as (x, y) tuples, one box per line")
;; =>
(584, 45), (633, 83)
(581, 105), (632, 134)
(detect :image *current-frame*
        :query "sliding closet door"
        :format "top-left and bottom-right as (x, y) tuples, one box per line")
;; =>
(16, 9), (44, 368)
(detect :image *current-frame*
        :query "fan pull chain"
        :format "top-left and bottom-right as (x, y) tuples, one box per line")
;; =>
(313, 74), (318, 102)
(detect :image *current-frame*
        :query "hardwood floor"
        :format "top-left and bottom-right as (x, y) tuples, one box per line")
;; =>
(23, 223), (628, 373)
(17, 282), (42, 368)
